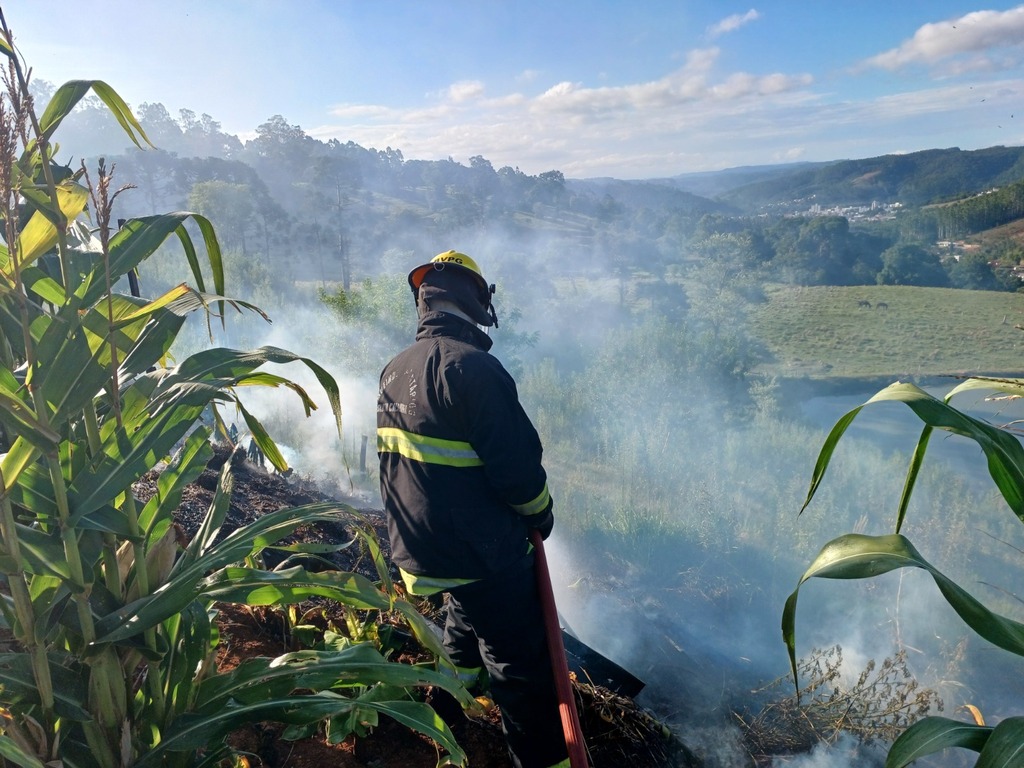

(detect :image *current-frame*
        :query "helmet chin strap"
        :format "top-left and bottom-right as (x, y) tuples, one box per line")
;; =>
(486, 283), (499, 329)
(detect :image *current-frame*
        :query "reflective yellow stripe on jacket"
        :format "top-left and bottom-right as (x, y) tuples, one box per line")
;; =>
(377, 427), (484, 467)
(512, 483), (551, 516)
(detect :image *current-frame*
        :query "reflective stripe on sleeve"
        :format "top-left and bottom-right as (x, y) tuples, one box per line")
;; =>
(512, 483), (551, 517)
(377, 427), (484, 467)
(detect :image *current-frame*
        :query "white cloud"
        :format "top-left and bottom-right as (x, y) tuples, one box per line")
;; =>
(863, 5), (1024, 71)
(531, 48), (810, 117)
(707, 9), (761, 39)
(483, 93), (527, 108)
(772, 146), (807, 163)
(446, 80), (485, 103)
(327, 103), (396, 119)
(312, 30), (1016, 180)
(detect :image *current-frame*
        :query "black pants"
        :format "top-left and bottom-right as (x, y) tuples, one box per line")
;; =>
(444, 554), (568, 768)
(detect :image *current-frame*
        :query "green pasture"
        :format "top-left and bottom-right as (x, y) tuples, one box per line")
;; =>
(750, 284), (1024, 379)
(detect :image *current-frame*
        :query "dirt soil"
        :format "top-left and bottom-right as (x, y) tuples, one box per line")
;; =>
(134, 444), (694, 767)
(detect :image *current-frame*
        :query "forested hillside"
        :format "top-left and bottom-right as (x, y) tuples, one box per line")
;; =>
(46, 78), (1024, 305)
(712, 144), (1024, 211)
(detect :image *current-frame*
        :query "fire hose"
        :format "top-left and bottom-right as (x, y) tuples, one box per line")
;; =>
(530, 529), (589, 768)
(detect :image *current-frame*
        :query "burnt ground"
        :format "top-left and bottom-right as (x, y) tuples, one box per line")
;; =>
(133, 443), (697, 767)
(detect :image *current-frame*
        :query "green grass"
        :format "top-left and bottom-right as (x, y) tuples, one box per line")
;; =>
(750, 284), (1024, 379)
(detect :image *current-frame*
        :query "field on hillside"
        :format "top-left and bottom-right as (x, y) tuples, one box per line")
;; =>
(967, 216), (1024, 247)
(751, 284), (1024, 379)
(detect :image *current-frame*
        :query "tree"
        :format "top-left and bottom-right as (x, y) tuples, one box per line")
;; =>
(137, 102), (185, 149)
(246, 115), (316, 184)
(946, 250), (1003, 290)
(187, 180), (255, 254)
(876, 243), (947, 287)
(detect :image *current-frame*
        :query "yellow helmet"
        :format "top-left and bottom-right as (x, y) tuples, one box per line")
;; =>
(408, 250), (488, 294)
(408, 250), (498, 327)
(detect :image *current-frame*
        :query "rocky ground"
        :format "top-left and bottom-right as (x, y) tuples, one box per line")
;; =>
(134, 444), (695, 767)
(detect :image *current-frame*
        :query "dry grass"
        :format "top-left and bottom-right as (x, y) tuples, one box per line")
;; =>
(734, 645), (942, 765)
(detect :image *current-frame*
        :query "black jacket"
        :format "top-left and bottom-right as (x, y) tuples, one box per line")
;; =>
(377, 311), (551, 579)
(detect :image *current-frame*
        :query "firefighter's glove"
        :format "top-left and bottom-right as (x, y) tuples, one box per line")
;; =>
(528, 507), (554, 541)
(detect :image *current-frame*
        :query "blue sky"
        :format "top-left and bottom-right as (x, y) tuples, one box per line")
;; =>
(9, 1), (1024, 178)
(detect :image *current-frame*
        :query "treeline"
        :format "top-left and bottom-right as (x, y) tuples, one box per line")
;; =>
(934, 179), (1024, 240)
(691, 213), (1022, 291)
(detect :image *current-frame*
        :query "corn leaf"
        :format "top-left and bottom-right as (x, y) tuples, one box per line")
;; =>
(0, 435), (41, 492)
(90, 81), (153, 149)
(93, 504), (351, 643)
(0, 652), (91, 721)
(196, 643), (472, 709)
(799, 405), (865, 515)
(31, 306), (100, 415)
(35, 81), (96, 144)
(351, 519), (396, 594)
(116, 303), (187, 378)
(976, 717), (1024, 767)
(13, 523), (71, 579)
(802, 381), (1024, 523)
(177, 460), (233, 569)
(136, 430), (212, 538)
(87, 214), (223, 306)
(166, 345), (342, 437)
(159, 601), (217, 723)
(233, 398), (287, 471)
(200, 566), (390, 611)
(160, 602), (219, 738)
(783, 533), (1024, 688)
(894, 423), (932, 533)
(945, 376), (1024, 400)
(885, 716), (992, 767)
(0, 735), (46, 768)
(393, 599), (454, 666)
(13, 264), (67, 307)
(67, 404), (204, 524)
(35, 80), (150, 149)
(6, 182), (89, 272)
(181, 214), (225, 299)
(5, 462), (59, 529)
(137, 693), (464, 768)
(34, 295), (163, 423)
(0, 369), (60, 453)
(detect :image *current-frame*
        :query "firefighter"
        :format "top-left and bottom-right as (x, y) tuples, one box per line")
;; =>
(377, 250), (568, 768)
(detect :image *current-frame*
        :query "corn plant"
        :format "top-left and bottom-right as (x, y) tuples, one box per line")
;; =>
(783, 380), (1024, 767)
(0, 17), (471, 768)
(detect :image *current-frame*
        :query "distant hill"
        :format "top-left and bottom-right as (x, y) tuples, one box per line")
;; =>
(658, 162), (822, 199)
(710, 145), (1024, 212)
(567, 177), (731, 215)
(571, 145), (1024, 217)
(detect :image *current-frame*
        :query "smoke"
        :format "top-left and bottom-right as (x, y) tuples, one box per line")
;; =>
(172, 297), (390, 504)
(682, 723), (753, 768)
(770, 734), (885, 768)
(156, 219), (1024, 764)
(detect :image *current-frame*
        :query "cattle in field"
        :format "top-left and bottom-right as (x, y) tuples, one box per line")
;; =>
(876, 302), (888, 310)
(857, 300), (871, 308)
